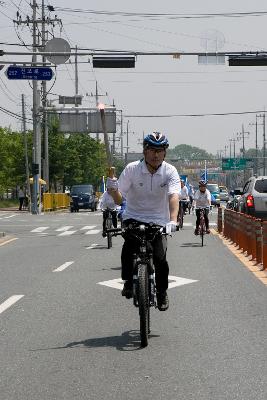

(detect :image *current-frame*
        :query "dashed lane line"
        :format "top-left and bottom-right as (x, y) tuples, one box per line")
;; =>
(53, 261), (74, 272)
(0, 295), (24, 314)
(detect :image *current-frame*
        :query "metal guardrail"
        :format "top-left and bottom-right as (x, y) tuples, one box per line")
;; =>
(219, 208), (267, 270)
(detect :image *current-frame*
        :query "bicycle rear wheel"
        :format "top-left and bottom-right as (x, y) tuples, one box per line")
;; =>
(179, 207), (184, 229)
(138, 264), (150, 348)
(200, 220), (204, 247)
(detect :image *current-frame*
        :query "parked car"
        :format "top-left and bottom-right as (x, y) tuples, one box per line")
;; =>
(237, 176), (267, 219)
(206, 183), (220, 207)
(219, 186), (229, 202)
(70, 184), (98, 212)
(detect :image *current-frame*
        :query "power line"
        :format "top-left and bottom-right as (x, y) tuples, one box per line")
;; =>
(124, 110), (267, 118)
(49, 7), (267, 20)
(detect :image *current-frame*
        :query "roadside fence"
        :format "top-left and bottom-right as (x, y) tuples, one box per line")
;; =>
(219, 208), (267, 270)
(43, 193), (70, 212)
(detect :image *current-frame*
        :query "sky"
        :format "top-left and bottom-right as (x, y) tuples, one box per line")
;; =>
(0, 0), (267, 156)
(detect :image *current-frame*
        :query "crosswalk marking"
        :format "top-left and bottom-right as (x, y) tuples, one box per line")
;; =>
(55, 226), (74, 232)
(85, 229), (101, 235)
(53, 261), (74, 272)
(80, 225), (96, 230)
(31, 226), (49, 233)
(0, 295), (24, 314)
(58, 230), (77, 236)
(3, 214), (16, 219)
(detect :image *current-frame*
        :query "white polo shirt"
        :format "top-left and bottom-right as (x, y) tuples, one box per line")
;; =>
(99, 191), (117, 210)
(118, 160), (180, 226)
(194, 189), (211, 208)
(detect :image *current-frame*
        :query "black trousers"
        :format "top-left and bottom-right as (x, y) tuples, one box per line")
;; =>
(19, 197), (24, 210)
(121, 220), (169, 293)
(103, 209), (117, 231)
(196, 209), (209, 229)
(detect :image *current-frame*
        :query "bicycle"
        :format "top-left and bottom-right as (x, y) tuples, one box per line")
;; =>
(102, 208), (117, 249)
(195, 207), (210, 247)
(177, 200), (188, 229)
(107, 222), (168, 348)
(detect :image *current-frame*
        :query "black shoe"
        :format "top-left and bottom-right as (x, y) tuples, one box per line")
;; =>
(194, 228), (199, 235)
(157, 291), (169, 311)
(102, 231), (107, 237)
(121, 281), (133, 299)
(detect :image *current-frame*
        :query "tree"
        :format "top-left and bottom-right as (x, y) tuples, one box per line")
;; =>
(168, 144), (214, 160)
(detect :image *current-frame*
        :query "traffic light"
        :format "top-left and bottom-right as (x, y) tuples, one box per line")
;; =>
(229, 55), (267, 66)
(92, 56), (135, 68)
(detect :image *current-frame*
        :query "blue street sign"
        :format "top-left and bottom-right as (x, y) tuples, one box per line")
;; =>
(6, 66), (53, 80)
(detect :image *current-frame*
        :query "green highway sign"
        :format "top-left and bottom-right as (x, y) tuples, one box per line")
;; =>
(222, 158), (253, 171)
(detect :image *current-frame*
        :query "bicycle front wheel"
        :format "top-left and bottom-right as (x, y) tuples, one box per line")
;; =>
(106, 218), (112, 249)
(138, 264), (150, 348)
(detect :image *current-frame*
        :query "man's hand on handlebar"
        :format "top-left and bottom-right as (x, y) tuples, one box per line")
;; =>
(165, 221), (178, 235)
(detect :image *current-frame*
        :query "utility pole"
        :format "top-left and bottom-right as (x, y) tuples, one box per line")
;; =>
(237, 124), (250, 158)
(249, 115), (259, 176)
(42, 0), (49, 190)
(126, 120), (129, 163)
(32, 0), (41, 214)
(14, 1), (60, 212)
(22, 94), (31, 211)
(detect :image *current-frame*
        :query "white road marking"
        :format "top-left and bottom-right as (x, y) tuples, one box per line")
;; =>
(31, 226), (49, 233)
(4, 214), (16, 219)
(80, 225), (97, 230)
(98, 275), (198, 290)
(56, 226), (74, 232)
(94, 213), (102, 216)
(85, 229), (101, 235)
(58, 230), (76, 236)
(0, 238), (18, 246)
(0, 295), (24, 314)
(53, 261), (74, 272)
(86, 243), (100, 249)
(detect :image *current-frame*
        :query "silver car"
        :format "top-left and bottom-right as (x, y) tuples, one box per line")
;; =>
(237, 176), (267, 219)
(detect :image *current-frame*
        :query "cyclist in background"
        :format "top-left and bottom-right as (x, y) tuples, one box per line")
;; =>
(194, 180), (211, 235)
(99, 188), (118, 237)
(179, 179), (189, 214)
(107, 132), (180, 311)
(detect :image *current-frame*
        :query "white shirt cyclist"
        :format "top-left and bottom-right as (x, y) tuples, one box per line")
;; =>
(118, 159), (180, 226)
(194, 189), (211, 208)
(99, 191), (117, 210)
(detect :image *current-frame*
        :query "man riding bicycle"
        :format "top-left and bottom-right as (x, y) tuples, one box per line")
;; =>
(179, 179), (189, 214)
(99, 188), (118, 237)
(107, 132), (180, 311)
(194, 180), (211, 235)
